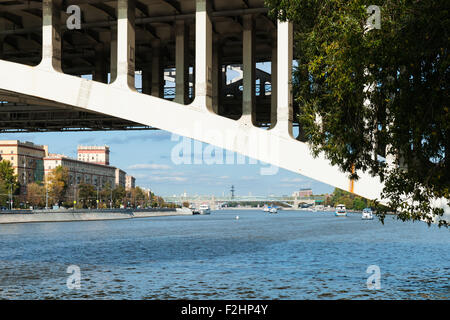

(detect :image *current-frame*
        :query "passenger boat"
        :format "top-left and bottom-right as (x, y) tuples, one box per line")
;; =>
(335, 204), (347, 217)
(199, 204), (211, 215)
(269, 207), (278, 214)
(362, 208), (374, 220)
(263, 205), (270, 212)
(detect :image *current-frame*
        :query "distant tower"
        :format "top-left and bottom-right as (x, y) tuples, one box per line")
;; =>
(231, 185), (235, 199)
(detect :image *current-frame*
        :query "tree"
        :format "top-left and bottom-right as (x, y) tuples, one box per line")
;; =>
(26, 183), (45, 208)
(112, 186), (126, 208)
(132, 187), (148, 207)
(78, 183), (96, 208)
(47, 165), (69, 205)
(0, 160), (19, 207)
(265, 0), (449, 226)
(182, 201), (190, 208)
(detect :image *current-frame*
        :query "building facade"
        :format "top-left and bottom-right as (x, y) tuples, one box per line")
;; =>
(77, 145), (110, 166)
(0, 140), (47, 191)
(1, 140), (138, 202)
(125, 175), (136, 190)
(44, 155), (116, 193)
(293, 188), (313, 198)
(115, 168), (126, 188)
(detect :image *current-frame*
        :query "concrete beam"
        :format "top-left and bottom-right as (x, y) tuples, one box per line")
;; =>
(272, 20), (294, 138)
(38, 0), (62, 72)
(193, 0), (213, 111)
(112, 0), (136, 90)
(174, 20), (189, 105)
(0, 58), (388, 204)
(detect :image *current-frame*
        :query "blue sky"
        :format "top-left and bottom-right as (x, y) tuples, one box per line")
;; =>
(1, 62), (334, 197)
(0, 130), (334, 197)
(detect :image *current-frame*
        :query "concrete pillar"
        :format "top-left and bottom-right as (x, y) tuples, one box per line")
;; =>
(112, 0), (136, 90)
(260, 79), (266, 97)
(212, 41), (221, 114)
(0, 36), (4, 60)
(142, 64), (152, 95)
(110, 24), (117, 83)
(151, 41), (164, 98)
(39, 0), (62, 72)
(269, 33), (278, 128)
(219, 64), (226, 114)
(273, 20), (294, 138)
(240, 14), (256, 126)
(93, 44), (108, 83)
(175, 21), (189, 105)
(193, 0), (213, 111)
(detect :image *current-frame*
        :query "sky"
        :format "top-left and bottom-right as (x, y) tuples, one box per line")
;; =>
(0, 130), (335, 197)
(1, 63), (335, 198)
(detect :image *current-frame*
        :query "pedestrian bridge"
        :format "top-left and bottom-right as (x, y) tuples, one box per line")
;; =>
(0, 0), (448, 219)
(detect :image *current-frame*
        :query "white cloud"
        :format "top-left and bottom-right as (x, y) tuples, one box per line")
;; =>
(149, 176), (188, 182)
(128, 164), (171, 170)
(281, 177), (304, 183)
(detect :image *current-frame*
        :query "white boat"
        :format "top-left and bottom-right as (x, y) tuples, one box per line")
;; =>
(362, 208), (374, 220)
(335, 204), (347, 217)
(269, 207), (278, 214)
(199, 204), (211, 215)
(263, 205), (270, 212)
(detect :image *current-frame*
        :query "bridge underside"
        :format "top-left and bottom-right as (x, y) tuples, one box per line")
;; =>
(0, 0), (294, 132)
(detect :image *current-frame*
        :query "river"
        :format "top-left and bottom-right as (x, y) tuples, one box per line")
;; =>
(0, 209), (448, 299)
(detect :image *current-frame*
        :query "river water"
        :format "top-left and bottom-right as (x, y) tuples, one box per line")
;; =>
(0, 210), (448, 300)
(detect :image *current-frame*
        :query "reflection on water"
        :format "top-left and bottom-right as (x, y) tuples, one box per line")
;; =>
(0, 210), (449, 299)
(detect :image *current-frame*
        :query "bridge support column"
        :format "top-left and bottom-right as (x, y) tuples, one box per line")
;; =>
(212, 41), (221, 114)
(193, 0), (213, 111)
(240, 14), (256, 126)
(175, 21), (189, 105)
(110, 24), (117, 83)
(0, 36), (4, 60)
(112, 0), (136, 90)
(142, 64), (152, 95)
(39, 0), (62, 72)
(93, 44), (108, 83)
(270, 32), (277, 129)
(151, 40), (164, 98)
(272, 20), (294, 138)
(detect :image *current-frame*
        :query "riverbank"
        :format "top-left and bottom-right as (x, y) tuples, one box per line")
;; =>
(0, 208), (192, 224)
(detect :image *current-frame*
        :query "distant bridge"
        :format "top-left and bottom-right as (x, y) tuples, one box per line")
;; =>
(164, 195), (324, 208)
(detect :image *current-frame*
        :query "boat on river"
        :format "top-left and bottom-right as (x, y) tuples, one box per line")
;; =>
(362, 208), (374, 220)
(335, 204), (347, 217)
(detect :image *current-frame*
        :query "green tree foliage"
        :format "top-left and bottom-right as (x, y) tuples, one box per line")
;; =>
(78, 183), (96, 208)
(0, 160), (19, 207)
(47, 165), (69, 205)
(112, 186), (126, 208)
(265, 0), (449, 226)
(326, 188), (372, 210)
(26, 182), (45, 208)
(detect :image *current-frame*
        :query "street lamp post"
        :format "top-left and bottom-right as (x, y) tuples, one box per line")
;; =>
(9, 184), (12, 210)
(73, 184), (77, 210)
(97, 185), (99, 210)
(45, 185), (49, 209)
